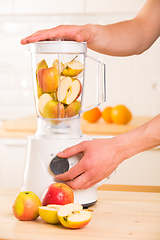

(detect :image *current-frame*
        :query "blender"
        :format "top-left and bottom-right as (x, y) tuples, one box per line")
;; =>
(22, 39), (107, 207)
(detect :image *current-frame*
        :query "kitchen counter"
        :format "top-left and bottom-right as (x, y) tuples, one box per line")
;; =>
(0, 115), (153, 138)
(0, 188), (160, 240)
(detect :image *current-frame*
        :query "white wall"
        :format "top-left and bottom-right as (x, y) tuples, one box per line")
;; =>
(0, 0), (159, 120)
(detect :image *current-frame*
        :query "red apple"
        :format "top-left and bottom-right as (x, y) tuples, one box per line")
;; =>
(41, 183), (74, 206)
(12, 191), (42, 221)
(38, 67), (59, 92)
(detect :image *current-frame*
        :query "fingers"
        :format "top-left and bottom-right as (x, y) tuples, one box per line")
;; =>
(20, 24), (93, 45)
(57, 141), (86, 158)
(55, 160), (84, 183)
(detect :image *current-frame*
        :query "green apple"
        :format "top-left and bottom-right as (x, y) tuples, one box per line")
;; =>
(39, 204), (62, 224)
(57, 77), (82, 105)
(43, 100), (65, 118)
(62, 60), (84, 77)
(12, 191), (42, 221)
(38, 67), (59, 92)
(65, 100), (81, 117)
(58, 203), (92, 229)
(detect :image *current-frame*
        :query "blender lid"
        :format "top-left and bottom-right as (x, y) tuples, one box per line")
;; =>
(29, 39), (87, 54)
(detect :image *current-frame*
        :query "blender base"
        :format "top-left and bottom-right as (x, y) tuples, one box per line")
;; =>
(22, 135), (98, 207)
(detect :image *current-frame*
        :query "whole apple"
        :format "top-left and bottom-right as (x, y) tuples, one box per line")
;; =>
(41, 183), (74, 206)
(12, 191), (42, 221)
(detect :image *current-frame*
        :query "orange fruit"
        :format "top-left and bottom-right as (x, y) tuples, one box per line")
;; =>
(111, 105), (132, 124)
(83, 107), (101, 123)
(102, 107), (113, 123)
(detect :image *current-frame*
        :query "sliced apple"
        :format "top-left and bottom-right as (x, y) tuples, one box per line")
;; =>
(36, 59), (48, 77)
(52, 59), (65, 72)
(62, 60), (84, 77)
(39, 204), (62, 224)
(38, 93), (52, 117)
(43, 100), (65, 118)
(58, 203), (92, 229)
(57, 77), (82, 105)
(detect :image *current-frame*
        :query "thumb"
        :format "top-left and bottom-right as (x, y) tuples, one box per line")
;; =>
(57, 142), (84, 158)
(75, 29), (92, 43)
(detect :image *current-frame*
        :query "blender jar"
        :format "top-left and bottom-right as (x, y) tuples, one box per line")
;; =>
(29, 40), (106, 139)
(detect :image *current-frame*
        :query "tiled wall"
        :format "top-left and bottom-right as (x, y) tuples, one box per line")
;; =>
(0, 0), (159, 120)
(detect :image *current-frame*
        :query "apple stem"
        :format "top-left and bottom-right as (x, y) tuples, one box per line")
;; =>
(71, 55), (78, 62)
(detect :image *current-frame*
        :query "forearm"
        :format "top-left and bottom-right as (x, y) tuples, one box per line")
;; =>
(116, 114), (160, 162)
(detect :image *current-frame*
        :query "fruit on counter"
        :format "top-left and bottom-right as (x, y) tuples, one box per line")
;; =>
(65, 100), (81, 118)
(83, 107), (101, 123)
(52, 59), (65, 72)
(102, 106), (113, 123)
(58, 203), (92, 229)
(39, 204), (62, 224)
(62, 60), (84, 77)
(38, 93), (52, 117)
(43, 100), (65, 118)
(38, 67), (59, 92)
(57, 77), (82, 105)
(12, 191), (42, 221)
(111, 104), (132, 124)
(41, 183), (74, 206)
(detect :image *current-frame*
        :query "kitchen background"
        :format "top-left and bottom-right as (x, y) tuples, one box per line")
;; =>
(0, 0), (160, 120)
(0, 0), (160, 189)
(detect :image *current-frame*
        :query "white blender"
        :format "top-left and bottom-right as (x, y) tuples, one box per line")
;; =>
(22, 39), (107, 207)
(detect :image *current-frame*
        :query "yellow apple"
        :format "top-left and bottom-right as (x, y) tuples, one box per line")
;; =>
(12, 191), (42, 221)
(38, 67), (59, 92)
(39, 204), (62, 224)
(57, 77), (82, 105)
(52, 59), (65, 72)
(58, 203), (92, 229)
(38, 93), (52, 117)
(36, 59), (48, 74)
(62, 60), (84, 77)
(65, 100), (81, 118)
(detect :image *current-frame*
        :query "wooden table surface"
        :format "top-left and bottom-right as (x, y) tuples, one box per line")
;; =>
(0, 188), (160, 240)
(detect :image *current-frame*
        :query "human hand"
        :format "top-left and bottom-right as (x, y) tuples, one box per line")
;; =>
(21, 24), (99, 49)
(55, 137), (124, 190)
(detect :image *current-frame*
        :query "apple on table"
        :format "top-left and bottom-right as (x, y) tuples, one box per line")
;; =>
(12, 191), (42, 221)
(41, 183), (74, 206)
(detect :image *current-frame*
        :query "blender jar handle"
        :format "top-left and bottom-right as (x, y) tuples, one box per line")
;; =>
(80, 54), (107, 113)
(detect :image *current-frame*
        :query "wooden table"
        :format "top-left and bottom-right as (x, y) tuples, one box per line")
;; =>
(0, 188), (160, 240)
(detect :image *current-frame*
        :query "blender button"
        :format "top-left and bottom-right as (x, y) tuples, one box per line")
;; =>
(50, 156), (69, 175)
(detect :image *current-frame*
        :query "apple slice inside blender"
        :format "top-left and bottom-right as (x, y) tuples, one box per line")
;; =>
(57, 77), (82, 105)
(62, 60), (84, 77)
(38, 93), (52, 117)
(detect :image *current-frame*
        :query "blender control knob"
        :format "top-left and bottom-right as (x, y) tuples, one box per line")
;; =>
(50, 156), (69, 175)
